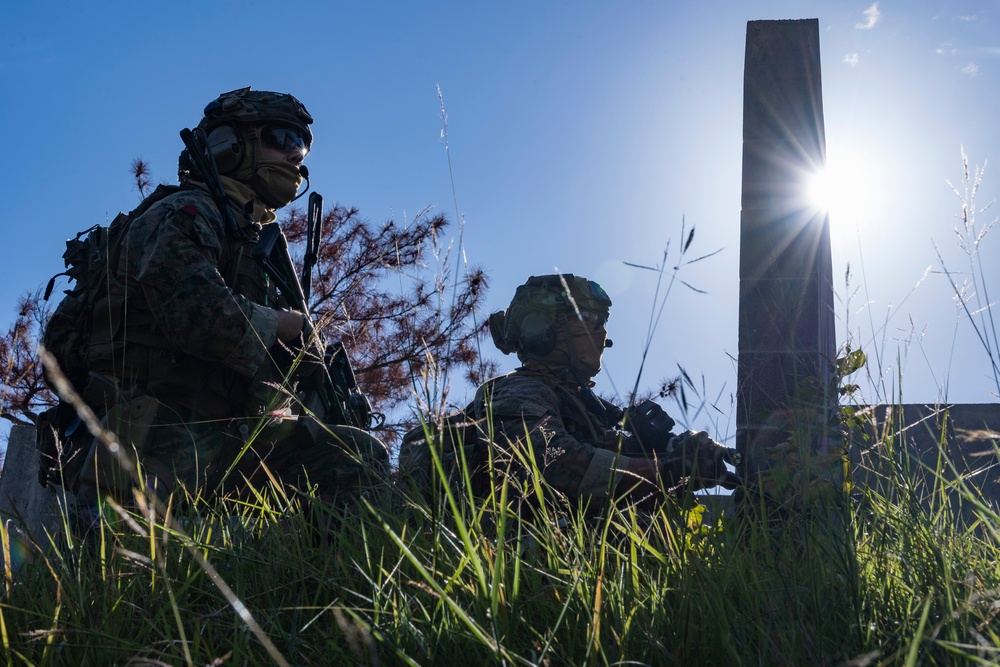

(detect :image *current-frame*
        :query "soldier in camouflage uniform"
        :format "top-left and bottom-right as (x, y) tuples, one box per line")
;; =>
(72, 87), (388, 512)
(401, 274), (738, 510)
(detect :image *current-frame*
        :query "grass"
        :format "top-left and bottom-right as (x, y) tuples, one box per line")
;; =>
(1, 399), (999, 666)
(3, 152), (998, 665)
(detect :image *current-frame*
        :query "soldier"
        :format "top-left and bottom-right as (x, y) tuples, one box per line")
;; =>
(61, 87), (388, 515)
(401, 274), (738, 510)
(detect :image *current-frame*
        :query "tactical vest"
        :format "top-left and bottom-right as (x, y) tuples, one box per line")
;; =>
(493, 369), (614, 444)
(87, 187), (285, 420)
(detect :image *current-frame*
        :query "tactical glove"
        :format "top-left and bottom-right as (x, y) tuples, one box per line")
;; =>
(660, 430), (742, 491)
(271, 315), (326, 382)
(626, 399), (676, 453)
(291, 325), (327, 382)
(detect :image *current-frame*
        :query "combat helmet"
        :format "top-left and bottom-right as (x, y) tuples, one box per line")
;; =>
(489, 274), (612, 356)
(179, 86), (314, 178)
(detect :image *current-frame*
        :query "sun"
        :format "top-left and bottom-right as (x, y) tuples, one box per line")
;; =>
(805, 144), (878, 224)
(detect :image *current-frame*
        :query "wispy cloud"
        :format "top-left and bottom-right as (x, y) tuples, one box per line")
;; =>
(956, 15), (978, 22)
(961, 62), (980, 75)
(935, 42), (956, 56)
(978, 47), (1000, 57)
(844, 53), (860, 66)
(856, 3), (881, 30)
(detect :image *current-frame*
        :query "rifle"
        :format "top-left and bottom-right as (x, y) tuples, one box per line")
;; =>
(179, 128), (239, 233)
(179, 128), (379, 433)
(302, 192), (323, 303)
(251, 221), (379, 432)
(626, 399), (743, 490)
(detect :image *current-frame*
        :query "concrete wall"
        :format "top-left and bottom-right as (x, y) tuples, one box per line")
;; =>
(0, 424), (71, 570)
(846, 403), (1000, 521)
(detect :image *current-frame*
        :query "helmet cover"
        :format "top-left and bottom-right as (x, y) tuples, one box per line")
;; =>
(491, 274), (611, 354)
(198, 86), (313, 146)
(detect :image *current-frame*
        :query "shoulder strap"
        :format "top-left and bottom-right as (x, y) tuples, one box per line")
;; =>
(105, 184), (184, 267)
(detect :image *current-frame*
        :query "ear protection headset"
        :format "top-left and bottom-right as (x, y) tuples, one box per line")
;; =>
(179, 87), (313, 182)
(491, 274), (613, 357)
(517, 311), (559, 355)
(204, 125), (246, 174)
(177, 122), (251, 180)
(489, 308), (560, 355)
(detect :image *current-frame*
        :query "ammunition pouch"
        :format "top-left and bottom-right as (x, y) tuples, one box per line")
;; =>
(77, 393), (165, 495)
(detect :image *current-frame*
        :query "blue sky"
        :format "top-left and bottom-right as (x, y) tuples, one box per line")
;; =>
(2, 1), (998, 448)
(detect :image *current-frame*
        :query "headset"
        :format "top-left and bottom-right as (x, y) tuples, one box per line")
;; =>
(517, 311), (559, 355)
(204, 125), (246, 174)
(489, 274), (614, 358)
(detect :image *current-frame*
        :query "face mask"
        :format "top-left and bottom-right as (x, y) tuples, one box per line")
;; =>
(568, 321), (607, 378)
(218, 175), (276, 224)
(254, 159), (303, 209)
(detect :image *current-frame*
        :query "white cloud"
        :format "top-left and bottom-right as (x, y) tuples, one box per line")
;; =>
(979, 47), (1000, 57)
(935, 42), (956, 56)
(956, 15), (978, 22)
(961, 62), (980, 75)
(844, 53), (860, 66)
(856, 3), (881, 30)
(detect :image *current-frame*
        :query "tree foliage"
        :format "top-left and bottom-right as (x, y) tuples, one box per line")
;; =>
(1, 163), (497, 443)
(284, 201), (498, 437)
(0, 290), (51, 427)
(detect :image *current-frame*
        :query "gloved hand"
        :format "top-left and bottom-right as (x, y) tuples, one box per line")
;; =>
(271, 311), (326, 381)
(660, 430), (743, 491)
(291, 324), (327, 382)
(626, 399), (676, 453)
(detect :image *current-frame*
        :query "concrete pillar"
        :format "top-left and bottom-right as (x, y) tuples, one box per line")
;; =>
(0, 425), (69, 571)
(736, 20), (838, 503)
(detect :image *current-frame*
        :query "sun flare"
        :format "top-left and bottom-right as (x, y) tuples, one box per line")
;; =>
(805, 145), (878, 224)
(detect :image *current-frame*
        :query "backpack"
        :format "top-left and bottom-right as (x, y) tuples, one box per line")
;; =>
(36, 185), (180, 488)
(398, 403), (495, 501)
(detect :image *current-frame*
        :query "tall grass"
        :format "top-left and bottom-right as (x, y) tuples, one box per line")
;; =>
(3, 155), (999, 666)
(937, 148), (1000, 399)
(3, 391), (999, 665)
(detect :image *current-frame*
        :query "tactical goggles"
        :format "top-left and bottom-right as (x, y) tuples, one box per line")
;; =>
(261, 125), (310, 161)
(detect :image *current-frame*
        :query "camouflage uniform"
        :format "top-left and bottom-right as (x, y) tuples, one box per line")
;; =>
(79, 184), (386, 505)
(471, 367), (645, 502)
(72, 90), (387, 507)
(401, 275), (644, 506)
(399, 274), (739, 508)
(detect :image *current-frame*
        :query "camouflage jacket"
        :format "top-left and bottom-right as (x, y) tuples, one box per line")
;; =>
(471, 367), (641, 501)
(88, 184), (287, 419)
